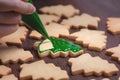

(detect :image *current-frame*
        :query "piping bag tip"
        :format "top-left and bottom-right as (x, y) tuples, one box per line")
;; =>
(22, 0), (83, 54)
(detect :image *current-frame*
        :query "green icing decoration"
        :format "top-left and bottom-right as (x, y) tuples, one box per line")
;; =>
(38, 37), (82, 54)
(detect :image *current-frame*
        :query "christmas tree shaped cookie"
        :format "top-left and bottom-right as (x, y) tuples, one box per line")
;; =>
(119, 77), (120, 80)
(34, 37), (83, 58)
(30, 30), (43, 40)
(39, 14), (60, 25)
(69, 29), (107, 51)
(0, 65), (11, 77)
(106, 44), (120, 63)
(68, 53), (119, 76)
(90, 78), (110, 80)
(20, 60), (69, 80)
(0, 74), (18, 80)
(0, 46), (33, 64)
(61, 13), (100, 29)
(30, 23), (70, 39)
(45, 23), (70, 38)
(107, 18), (120, 34)
(39, 4), (79, 18)
(0, 26), (28, 46)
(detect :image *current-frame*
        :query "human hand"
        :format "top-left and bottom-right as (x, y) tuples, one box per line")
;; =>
(0, 0), (36, 38)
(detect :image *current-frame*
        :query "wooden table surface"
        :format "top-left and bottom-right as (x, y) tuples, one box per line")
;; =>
(7, 0), (120, 80)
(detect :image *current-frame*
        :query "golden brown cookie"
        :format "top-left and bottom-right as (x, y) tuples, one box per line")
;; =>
(68, 53), (119, 76)
(34, 39), (83, 58)
(0, 74), (18, 80)
(30, 23), (70, 39)
(102, 78), (110, 80)
(39, 14), (60, 25)
(0, 43), (7, 48)
(90, 78), (110, 80)
(106, 44), (120, 63)
(20, 60), (69, 80)
(29, 30), (43, 40)
(45, 23), (70, 38)
(107, 18), (120, 34)
(39, 4), (79, 18)
(0, 26), (28, 46)
(61, 13), (100, 29)
(0, 65), (11, 77)
(0, 46), (33, 64)
(119, 77), (120, 80)
(69, 29), (107, 51)
(39, 4), (80, 18)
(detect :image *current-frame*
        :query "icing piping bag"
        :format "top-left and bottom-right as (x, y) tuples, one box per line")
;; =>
(22, 0), (82, 54)
(22, 0), (49, 38)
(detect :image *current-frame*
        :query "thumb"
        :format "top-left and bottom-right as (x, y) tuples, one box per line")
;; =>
(0, 0), (36, 14)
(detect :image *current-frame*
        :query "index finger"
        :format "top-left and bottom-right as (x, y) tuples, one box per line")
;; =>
(0, 0), (36, 14)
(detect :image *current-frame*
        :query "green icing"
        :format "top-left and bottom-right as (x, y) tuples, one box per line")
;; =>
(38, 37), (82, 54)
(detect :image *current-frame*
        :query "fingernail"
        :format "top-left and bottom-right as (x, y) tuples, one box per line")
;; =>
(27, 5), (36, 14)
(30, 5), (36, 13)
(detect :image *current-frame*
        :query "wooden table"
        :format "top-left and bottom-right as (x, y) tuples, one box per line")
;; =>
(8, 0), (120, 80)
